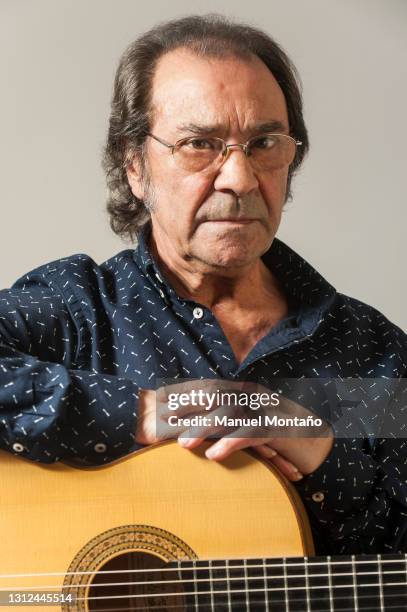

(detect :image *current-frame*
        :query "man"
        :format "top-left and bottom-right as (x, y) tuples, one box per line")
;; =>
(0, 15), (406, 556)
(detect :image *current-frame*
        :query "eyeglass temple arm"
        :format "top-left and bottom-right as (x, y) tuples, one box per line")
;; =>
(147, 133), (175, 150)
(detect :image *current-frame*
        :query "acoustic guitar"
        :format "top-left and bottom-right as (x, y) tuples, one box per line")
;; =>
(0, 441), (405, 611)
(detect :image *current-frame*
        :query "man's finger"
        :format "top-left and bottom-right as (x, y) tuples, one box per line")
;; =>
(204, 435), (270, 461)
(255, 444), (304, 481)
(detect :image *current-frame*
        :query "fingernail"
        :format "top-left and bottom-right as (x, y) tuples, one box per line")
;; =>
(206, 444), (223, 459)
(268, 448), (277, 457)
(293, 472), (304, 481)
(178, 437), (193, 448)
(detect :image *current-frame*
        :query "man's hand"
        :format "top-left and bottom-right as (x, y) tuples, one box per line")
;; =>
(136, 380), (333, 481)
(136, 379), (253, 444)
(185, 435), (334, 477)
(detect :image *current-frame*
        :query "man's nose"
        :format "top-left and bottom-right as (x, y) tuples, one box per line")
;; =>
(213, 147), (259, 196)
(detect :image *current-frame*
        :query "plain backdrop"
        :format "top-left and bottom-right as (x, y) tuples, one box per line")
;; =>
(1, 0), (406, 329)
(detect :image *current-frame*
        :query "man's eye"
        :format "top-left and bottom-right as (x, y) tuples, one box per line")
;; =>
(187, 139), (214, 150)
(251, 136), (278, 150)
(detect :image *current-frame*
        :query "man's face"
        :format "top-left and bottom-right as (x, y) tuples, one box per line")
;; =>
(127, 48), (291, 272)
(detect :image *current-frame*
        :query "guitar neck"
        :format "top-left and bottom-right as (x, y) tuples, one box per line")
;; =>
(174, 554), (407, 611)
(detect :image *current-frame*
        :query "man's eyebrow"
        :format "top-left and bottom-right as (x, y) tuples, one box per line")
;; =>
(252, 120), (287, 134)
(175, 120), (288, 136)
(176, 123), (224, 136)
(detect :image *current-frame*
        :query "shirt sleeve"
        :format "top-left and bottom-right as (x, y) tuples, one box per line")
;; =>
(0, 272), (140, 465)
(295, 434), (407, 554)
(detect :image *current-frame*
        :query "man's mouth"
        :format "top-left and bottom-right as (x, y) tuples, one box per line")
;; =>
(203, 218), (257, 224)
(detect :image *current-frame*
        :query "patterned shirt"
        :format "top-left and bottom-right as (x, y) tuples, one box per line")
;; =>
(0, 224), (406, 555)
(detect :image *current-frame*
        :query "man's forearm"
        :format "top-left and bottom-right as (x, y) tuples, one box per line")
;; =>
(0, 342), (139, 463)
(295, 438), (407, 554)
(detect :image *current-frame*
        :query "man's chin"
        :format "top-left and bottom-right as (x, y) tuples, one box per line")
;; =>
(192, 243), (269, 270)
(191, 222), (273, 267)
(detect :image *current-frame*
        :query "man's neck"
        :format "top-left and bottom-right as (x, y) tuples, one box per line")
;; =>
(148, 234), (286, 312)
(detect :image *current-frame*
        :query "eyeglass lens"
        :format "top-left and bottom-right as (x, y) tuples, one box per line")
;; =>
(173, 135), (296, 172)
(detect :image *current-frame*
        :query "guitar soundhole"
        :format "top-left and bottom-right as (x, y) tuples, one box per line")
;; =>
(87, 551), (186, 611)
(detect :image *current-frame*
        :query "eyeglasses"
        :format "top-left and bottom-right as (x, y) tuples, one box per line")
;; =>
(147, 132), (302, 173)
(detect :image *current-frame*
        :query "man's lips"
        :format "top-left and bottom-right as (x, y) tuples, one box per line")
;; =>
(202, 218), (257, 224)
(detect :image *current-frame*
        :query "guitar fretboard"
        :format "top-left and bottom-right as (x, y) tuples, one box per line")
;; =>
(173, 554), (407, 611)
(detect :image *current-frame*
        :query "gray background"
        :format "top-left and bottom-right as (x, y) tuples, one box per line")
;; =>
(1, 0), (406, 329)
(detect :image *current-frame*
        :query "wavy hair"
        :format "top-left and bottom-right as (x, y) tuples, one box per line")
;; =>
(103, 14), (309, 243)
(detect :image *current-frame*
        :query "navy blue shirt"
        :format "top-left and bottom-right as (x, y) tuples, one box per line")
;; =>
(1, 225), (406, 555)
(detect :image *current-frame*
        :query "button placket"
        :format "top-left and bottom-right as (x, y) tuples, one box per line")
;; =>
(193, 307), (204, 320)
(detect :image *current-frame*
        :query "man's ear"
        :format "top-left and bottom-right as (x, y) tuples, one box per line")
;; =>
(126, 157), (144, 200)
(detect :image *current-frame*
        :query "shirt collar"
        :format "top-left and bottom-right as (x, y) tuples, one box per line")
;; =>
(132, 223), (169, 301)
(133, 222), (337, 329)
(262, 239), (337, 334)
(262, 239), (336, 309)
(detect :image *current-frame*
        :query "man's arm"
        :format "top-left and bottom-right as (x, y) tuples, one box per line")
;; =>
(0, 281), (139, 464)
(292, 377), (407, 553)
(294, 436), (407, 553)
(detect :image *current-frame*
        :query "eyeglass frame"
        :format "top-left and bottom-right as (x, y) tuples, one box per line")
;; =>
(146, 132), (303, 171)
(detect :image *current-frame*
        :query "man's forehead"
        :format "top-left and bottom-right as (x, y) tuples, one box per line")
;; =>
(173, 120), (288, 137)
(152, 47), (262, 84)
(150, 48), (289, 133)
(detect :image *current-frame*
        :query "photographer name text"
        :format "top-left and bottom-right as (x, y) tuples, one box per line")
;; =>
(167, 415), (323, 428)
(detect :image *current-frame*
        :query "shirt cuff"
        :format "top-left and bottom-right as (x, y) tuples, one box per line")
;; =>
(62, 374), (141, 465)
(295, 438), (378, 520)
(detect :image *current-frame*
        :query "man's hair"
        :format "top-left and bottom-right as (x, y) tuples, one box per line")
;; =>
(103, 14), (309, 242)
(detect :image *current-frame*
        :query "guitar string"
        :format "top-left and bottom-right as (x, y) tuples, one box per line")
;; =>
(16, 581), (406, 603)
(86, 606), (407, 612)
(80, 599), (407, 612)
(1, 569), (406, 592)
(72, 586), (407, 607)
(77, 581), (407, 598)
(7, 576), (407, 610)
(3, 576), (407, 610)
(80, 593), (407, 612)
(88, 592), (407, 612)
(0, 556), (405, 580)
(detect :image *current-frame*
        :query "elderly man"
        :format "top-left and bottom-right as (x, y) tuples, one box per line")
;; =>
(0, 15), (406, 556)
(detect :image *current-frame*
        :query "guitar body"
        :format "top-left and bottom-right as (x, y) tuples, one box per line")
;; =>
(0, 441), (313, 610)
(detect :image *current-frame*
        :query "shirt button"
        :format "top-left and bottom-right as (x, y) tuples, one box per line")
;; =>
(193, 307), (204, 319)
(311, 491), (325, 503)
(12, 442), (25, 453)
(94, 442), (107, 454)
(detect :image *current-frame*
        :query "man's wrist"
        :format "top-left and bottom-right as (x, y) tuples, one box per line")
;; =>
(135, 388), (157, 445)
